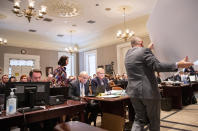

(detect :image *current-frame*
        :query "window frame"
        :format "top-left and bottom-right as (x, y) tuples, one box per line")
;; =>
(84, 50), (97, 77)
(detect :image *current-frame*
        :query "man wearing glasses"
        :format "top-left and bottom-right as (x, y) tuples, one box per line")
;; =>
(91, 68), (110, 95)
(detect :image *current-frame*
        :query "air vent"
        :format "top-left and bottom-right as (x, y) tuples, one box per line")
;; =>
(87, 20), (96, 24)
(8, 0), (14, 2)
(28, 29), (37, 32)
(105, 8), (111, 11)
(57, 34), (64, 37)
(72, 24), (77, 27)
(43, 18), (53, 22)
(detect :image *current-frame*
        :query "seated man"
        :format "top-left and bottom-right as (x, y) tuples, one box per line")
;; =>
(29, 69), (57, 131)
(113, 74), (122, 86)
(0, 74), (9, 88)
(120, 73), (128, 89)
(184, 66), (195, 75)
(68, 71), (99, 125)
(91, 68), (110, 95)
(68, 71), (90, 100)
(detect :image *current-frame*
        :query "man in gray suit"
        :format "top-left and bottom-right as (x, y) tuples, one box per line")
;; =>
(125, 37), (193, 131)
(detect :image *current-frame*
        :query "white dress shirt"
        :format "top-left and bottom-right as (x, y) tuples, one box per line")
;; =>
(80, 83), (85, 97)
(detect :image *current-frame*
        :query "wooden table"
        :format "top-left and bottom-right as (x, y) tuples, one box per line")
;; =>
(54, 121), (107, 131)
(0, 100), (87, 129)
(84, 95), (134, 131)
(161, 84), (194, 109)
(192, 82), (198, 92)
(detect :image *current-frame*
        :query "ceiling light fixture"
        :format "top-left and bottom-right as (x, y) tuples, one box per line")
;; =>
(65, 30), (78, 54)
(116, 8), (134, 42)
(12, 0), (47, 23)
(0, 37), (7, 46)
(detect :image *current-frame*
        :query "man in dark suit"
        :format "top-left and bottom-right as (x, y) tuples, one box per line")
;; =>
(91, 68), (110, 95)
(69, 71), (90, 100)
(184, 66), (195, 75)
(68, 71), (99, 125)
(125, 36), (193, 131)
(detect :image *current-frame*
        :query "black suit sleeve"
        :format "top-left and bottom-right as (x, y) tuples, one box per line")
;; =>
(91, 79), (97, 95)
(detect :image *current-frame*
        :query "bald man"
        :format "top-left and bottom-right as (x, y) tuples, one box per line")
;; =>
(125, 36), (193, 131)
(68, 71), (90, 100)
(68, 71), (99, 125)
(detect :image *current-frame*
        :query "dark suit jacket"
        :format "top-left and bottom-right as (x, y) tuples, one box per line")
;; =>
(125, 47), (177, 99)
(91, 77), (110, 95)
(174, 74), (181, 81)
(68, 79), (90, 100)
(0, 83), (6, 88)
(184, 66), (195, 75)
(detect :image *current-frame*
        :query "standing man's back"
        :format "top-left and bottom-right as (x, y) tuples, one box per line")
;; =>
(125, 36), (193, 131)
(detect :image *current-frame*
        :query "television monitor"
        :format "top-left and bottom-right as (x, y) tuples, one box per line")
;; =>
(5, 82), (50, 112)
(50, 86), (69, 99)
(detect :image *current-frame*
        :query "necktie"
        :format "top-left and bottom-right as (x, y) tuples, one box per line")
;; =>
(80, 83), (85, 97)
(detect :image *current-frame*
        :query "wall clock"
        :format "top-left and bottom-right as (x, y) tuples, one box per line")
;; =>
(21, 49), (27, 54)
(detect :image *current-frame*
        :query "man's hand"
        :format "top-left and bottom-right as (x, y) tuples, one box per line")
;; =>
(177, 56), (193, 68)
(147, 43), (154, 50)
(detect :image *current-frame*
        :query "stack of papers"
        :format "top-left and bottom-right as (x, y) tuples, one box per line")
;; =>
(97, 95), (120, 98)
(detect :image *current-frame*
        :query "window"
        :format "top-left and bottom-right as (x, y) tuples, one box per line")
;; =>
(4, 54), (40, 81)
(85, 50), (97, 77)
(8, 59), (34, 78)
(10, 59), (34, 66)
(58, 52), (75, 77)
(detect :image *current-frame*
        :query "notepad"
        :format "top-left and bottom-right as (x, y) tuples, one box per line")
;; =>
(189, 75), (196, 82)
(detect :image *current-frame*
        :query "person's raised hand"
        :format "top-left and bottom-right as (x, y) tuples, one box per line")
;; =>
(177, 56), (193, 68)
(147, 42), (154, 50)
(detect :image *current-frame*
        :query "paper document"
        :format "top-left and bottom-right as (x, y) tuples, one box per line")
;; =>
(194, 60), (198, 66)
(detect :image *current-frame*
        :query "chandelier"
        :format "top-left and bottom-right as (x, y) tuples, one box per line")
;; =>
(65, 30), (78, 54)
(116, 8), (135, 42)
(12, 0), (47, 23)
(0, 37), (7, 46)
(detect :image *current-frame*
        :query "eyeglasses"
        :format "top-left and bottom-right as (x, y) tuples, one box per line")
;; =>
(82, 77), (88, 80)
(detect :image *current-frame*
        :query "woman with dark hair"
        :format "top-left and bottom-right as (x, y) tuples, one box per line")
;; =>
(53, 56), (69, 87)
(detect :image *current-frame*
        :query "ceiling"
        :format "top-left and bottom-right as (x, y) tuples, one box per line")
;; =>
(0, 0), (157, 51)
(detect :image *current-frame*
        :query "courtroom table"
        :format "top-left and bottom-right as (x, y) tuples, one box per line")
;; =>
(161, 84), (194, 109)
(54, 121), (107, 131)
(192, 82), (198, 92)
(84, 95), (134, 131)
(0, 100), (87, 130)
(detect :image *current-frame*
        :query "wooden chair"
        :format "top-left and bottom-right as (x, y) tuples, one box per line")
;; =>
(112, 86), (123, 90)
(89, 85), (92, 95)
